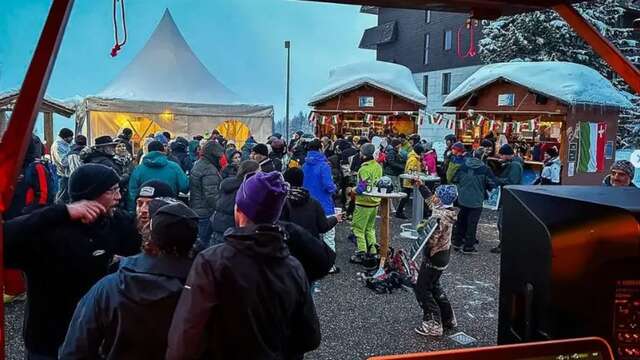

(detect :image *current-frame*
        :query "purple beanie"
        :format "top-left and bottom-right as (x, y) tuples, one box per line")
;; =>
(235, 171), (289, 224)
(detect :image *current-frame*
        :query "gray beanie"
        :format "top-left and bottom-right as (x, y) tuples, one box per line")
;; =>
(360, 143), (376, 158)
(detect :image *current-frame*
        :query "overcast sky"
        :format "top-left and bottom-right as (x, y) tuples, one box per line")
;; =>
(0, 0), (376, 137)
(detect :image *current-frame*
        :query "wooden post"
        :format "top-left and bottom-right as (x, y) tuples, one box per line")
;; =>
(379, 198), (390, 268)
(44, 112), (54, 149)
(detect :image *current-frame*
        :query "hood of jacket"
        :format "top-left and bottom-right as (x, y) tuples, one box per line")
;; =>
(142, 151), (169, 168)
(304, 150), (327, 166)
(464, 157), (485, 169)
(220, 176), (243, 194)
(224, 224), (290, 260)
(431, 206), (459, 225)
(117, 254), (192, 305)
(287, 187), (310, 206)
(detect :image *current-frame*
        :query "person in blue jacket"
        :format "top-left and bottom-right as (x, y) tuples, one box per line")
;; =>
(59, 199), (198, 359)
(302, 139), (338, 251)
(127, 141), (189, 211)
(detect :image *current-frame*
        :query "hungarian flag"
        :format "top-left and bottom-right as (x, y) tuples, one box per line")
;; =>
(308, 113), (316, 124)
(331, 115), (339, 125)
(578, 122), (607, 173)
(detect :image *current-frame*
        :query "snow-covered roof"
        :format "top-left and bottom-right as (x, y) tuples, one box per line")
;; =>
(443, 61), (633, 109)
(0, 89), (75, 117)
(308, 61), (426, 106)
(96, 9), (240, 104)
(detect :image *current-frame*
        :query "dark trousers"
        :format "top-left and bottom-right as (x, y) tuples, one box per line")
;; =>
(414, 250), (453, 323)
(453, 206), (483, 250)
(395, 187), (413, 215)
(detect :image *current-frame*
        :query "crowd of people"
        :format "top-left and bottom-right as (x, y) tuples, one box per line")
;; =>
(3, 125), (637, 359)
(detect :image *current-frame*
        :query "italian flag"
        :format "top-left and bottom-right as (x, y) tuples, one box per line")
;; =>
(578, 122), (607, 173)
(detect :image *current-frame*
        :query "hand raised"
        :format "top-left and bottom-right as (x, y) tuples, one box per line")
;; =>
(66, 201), (107, 224)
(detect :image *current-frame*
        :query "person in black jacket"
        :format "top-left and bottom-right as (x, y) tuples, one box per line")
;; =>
(81, 136), (123, 176)
(169, 137), (193, 174)
(167, 171), (321, 360)
(251, 143), (278, 172)
(209, 160), (260, 246)
(3, 164), (141, 359)
(60, 199), (198, 360)
(281, 167), (342, 273)
(221, 149), (242, 179)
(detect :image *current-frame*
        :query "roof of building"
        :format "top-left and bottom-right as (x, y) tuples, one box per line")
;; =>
(95, 9), (240, 104)
(0, 90), (75, 117)
(360, 5), (379, 14)
(359, 21), (397, 50)
(308, 60), (427, 106)
(443, 61), (633, 108)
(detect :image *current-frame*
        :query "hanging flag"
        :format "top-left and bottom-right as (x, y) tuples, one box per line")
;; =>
(514, 122), (522, 132)
(382, 115), (389, 125)
(458, 119), (464, 130)
(365, 114), (374, 123)
(476, 115), (486, 127)
(331, 115), (339, 125)
(446, 118), (455, 130)
(502, 122), (510, 133)
(308, 112), (316, 124)
(528, 117), (538, 130)
(489, 120), (495, 130)
(418, 110), (425, 126)
(434, 114), (444, 125)
(320, 116), (328, 125)
(577, 122), (607, 173)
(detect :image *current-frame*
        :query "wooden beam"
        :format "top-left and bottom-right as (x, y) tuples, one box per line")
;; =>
(44, 112), (54, 149)
(553, 3), (640, 94)
(0, 1), (74, 357)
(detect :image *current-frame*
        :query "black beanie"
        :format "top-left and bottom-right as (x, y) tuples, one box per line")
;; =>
(150, 201), (198, 256)
(148, 140), (165, 152)
(498, 144), (514, 156)
(252, 143), (269, 157)
(137, 180), (176, 199)
(69, 164), (120, 201)
(283, 167), (304, 187)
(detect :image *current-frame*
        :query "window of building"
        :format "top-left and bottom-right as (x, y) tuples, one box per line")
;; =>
(422, 75), (429, 97)
(444, 30), (452, 51)
(442, 72), (451, 95)
(425, 10), (431, 23)
(423, 33), (430, 65)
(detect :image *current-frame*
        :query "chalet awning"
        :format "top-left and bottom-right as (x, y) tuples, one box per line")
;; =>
(359, 21), (397, 50)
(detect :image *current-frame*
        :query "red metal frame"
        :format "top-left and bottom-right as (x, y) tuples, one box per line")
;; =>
(0, 1), (636, 359)
(553, 3), (640, 94)
(0, 0), (74, 357)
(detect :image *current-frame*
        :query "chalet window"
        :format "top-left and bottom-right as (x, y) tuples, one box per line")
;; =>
(423, 75), (429, 97)
(423, 33), (430, 65)
(425, 10), (431, 23)
(442, 72), (451, 95)
(444, 30), (453, 50)
(359, 96), (374, 107)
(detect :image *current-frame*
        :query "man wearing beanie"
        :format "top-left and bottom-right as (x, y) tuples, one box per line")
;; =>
(61, 200), (198, 359)
(603, 160), (637, 187)
(3, 164), (141, 358)
(128, 140), (189, 211)
(168, 172), (321, 359)
(350, 143), (383, 264)
(51, 127), (74, 203)
(251, 143), (278, 172)
(490, 144), (523, 254)
(134, 180), (176, 241)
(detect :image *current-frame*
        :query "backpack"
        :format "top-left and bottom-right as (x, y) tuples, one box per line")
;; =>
(363, 247), (419, 294)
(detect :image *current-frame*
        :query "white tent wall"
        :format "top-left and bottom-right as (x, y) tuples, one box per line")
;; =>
(76, 97), (273, 146)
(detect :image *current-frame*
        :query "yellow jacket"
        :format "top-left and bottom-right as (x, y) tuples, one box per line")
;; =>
(402, 150), (423, 188)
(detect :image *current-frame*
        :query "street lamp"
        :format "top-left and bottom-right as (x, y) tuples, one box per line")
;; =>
(285, 40), (291, 142)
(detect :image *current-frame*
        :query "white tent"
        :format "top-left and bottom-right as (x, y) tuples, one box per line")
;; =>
(76, 9), (273, 146)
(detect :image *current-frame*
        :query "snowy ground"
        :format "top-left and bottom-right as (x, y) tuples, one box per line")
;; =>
(4, 211), (501, 359)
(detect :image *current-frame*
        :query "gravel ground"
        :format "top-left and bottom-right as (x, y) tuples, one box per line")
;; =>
(4, 210), (500, 359)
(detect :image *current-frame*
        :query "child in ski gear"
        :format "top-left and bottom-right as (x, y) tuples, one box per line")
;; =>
(350, 143), (383, 264)
(534, 146), (561, 185)
(414, 184), (459, 337)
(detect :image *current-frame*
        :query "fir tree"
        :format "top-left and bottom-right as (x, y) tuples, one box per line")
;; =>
(479, 0), (640, 148)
